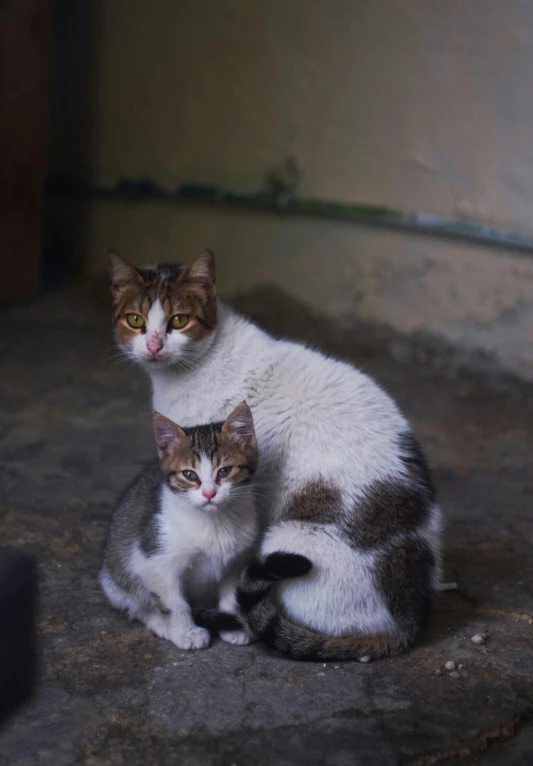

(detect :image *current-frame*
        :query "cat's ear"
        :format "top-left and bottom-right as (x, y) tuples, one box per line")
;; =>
(153, 412), (186, 458)
(221, 401), (255, 441)
(107, 250), (144, 292)
(180, 249), (216, 286)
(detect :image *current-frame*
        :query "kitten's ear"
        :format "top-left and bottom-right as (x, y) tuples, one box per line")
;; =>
(107, 250), (144, 291)
(153, 412), (186, 458)
(180, 249), (216, 286)
(221, 401), (255, 441)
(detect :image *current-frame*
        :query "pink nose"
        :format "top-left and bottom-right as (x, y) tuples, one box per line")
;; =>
(202, 487), (217, 501)
(147, 336), (163, 357)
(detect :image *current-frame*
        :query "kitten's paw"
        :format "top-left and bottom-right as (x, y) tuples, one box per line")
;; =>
(220, 629), (252, 646)
(145, 614), (171, 641)
(171, 625), (210, 651)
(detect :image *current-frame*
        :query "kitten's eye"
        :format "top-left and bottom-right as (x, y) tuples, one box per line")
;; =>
(169, 314), (190, 330)
(182, 470), (199, 482)
(217, 466), (232, 480)
(126, 313), (145, 330)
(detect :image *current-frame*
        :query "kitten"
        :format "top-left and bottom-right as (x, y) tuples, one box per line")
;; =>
(107, 249), (442, 661)
(99, 402), (257, 650)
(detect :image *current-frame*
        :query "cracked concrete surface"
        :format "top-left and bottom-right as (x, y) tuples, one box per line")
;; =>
(0, 282), (532, 765)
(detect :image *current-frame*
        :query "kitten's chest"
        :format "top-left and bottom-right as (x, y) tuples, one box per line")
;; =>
(185, 550), (224, 602)
(182, 523), (247, 604)
(162, 502), (254, 570)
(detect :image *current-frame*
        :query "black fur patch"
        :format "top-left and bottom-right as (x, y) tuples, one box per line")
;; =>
(374, 537), (435, 637)
(133, 463), (163, 556)
(192, 608), (243, 633)
(343, 480), (431, 551)
(250, 552), (313, 581)
(140, 263), (184, 283)
(237, 586), (269, 613)
(260, 615), (281, 648)
(140, 509), (160, 555)
(398, 431), (436, 503)
(237, 553), (312, 617)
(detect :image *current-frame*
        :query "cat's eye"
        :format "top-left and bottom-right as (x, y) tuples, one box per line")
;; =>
(169, 314), (190, 330)
(217, 466), (232, 480)
(182, 469), (199, 482)
(126, 313), (145, 330)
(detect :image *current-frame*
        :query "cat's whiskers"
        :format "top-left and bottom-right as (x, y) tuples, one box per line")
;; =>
(170, 350), (201, 374)
(108, 352), (141, 375)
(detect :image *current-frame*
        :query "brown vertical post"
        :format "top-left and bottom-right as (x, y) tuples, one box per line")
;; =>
(0, 0), (51, 305)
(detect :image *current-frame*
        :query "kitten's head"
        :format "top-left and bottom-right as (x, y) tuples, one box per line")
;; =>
(153, 402), (257, 512)
(108, 249), (217, 369)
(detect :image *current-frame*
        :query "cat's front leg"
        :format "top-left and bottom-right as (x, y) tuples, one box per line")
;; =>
(162, 578), (210, 651)
(169, 600), (211, 651)
(170, 621), (211, 651)
(218, 572), (252, 646)
(145, 611), (172, 641)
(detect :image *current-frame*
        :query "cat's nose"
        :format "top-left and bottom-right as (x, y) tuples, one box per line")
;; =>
(147, 335), (163, 357)
(202, 485), (217, 501)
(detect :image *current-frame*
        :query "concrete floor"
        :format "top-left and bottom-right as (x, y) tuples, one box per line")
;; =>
(0, 281), (532, 765)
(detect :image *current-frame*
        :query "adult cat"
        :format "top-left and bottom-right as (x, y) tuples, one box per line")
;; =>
(108, 249), (441, 661)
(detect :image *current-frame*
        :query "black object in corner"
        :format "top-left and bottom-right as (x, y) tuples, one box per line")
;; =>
(0, 550), (38, 727)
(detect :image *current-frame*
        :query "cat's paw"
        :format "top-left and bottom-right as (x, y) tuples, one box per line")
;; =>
(220, 629), (252, 646)
(170, 625), (210, 651)
(145, 613), (172, 641)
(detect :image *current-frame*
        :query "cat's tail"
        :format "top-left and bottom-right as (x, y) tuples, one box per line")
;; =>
(192, 607), (243, 633)
(237, 552), (410, 662)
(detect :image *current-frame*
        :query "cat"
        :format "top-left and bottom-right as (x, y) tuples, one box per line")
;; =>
(107, 248), (442, 661)
(99, 401), (258, 650)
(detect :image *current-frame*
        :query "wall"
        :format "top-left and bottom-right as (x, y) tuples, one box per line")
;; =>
(49, 0), (533, 379)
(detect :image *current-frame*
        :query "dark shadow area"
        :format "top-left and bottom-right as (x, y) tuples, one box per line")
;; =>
(42, 0), (102, 287)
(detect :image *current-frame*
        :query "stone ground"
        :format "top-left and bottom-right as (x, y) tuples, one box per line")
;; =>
(0, 280), (532, 766)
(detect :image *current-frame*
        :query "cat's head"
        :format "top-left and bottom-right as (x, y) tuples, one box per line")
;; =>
(153, 402), (257, 512)
(108, 249), (217, 369)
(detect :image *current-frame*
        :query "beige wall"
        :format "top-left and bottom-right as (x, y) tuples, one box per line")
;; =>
(86, 0), (533, 232)
(51, 0), (533, 379)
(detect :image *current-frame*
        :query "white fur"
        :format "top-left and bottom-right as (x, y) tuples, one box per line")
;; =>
(129, 302), (441, 638)
(261, 521), (396, 636)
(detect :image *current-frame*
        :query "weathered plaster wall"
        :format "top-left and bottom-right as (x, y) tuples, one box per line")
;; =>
(83, 0), (533, 232)
(50, 0), (533, 379)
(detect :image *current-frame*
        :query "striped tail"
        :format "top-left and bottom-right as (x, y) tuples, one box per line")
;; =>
(192, 607), (243, 633)
(237, 552), (410, 662)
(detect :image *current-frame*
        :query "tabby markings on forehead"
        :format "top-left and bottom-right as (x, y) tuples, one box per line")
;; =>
(140, 263), (184, 283)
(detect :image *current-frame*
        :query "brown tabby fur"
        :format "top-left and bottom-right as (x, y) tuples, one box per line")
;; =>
(154, 403), (258, 494)
(108, 250), (217, 345)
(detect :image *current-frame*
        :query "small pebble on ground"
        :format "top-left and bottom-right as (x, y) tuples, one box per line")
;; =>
(449, 671), (461, 679)
(444, 661), (456, 671)
(471, 634), (485, 645)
